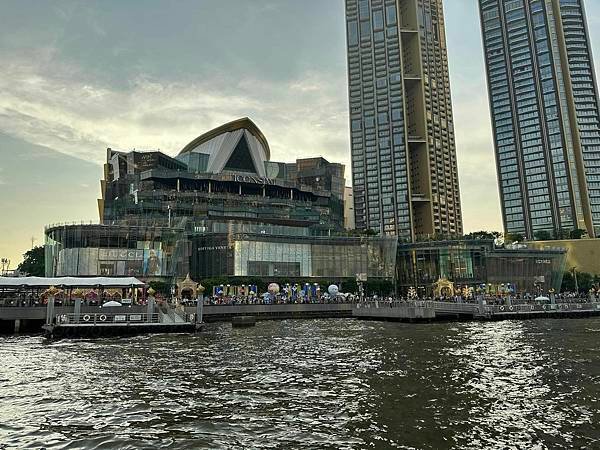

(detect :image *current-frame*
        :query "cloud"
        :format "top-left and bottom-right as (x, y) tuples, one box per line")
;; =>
(0, 47), (350, 169)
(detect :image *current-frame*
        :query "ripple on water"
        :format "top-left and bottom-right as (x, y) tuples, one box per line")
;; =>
(1, 319), (600, 449)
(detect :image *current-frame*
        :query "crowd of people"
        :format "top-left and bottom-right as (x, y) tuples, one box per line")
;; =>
(188, 292), (360, 306)
(2, 287), (598, 308)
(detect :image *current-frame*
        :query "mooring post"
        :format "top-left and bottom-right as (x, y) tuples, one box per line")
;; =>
(74, 298), (82, 323)
(72, 288), (83, 323)
(14, 319), (21, 334)
(147, 296), (155, 322)
(477, 294), (485, 316)
(46, 295), (55, 325)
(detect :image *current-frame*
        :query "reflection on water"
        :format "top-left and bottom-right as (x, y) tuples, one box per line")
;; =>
(448, 322), (596, 449)
(1, 319), (600, 449)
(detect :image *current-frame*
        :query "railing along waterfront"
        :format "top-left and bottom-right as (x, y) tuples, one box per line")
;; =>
(481, 302), (600, 315)
(353, 299), (600, 321)
(55, 312), (161, 325)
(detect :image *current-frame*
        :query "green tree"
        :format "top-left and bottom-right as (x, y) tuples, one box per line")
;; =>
(561, 270), (598, 293)
(504, 233), (525, 243)
(554, 229), (571, 239)
(576, 272), (594, 293)
(17, 246), (45, 276)
(148, 280), (171, 296)
(534, 230), (552, 241)
(464, 230), (502, 240)
(561, 271), (575, 292)
(569, 228), (586, 239)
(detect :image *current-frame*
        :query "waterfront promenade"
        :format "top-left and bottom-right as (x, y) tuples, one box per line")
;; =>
(354, 299), (600, 321)
(3, 297), (600, 334)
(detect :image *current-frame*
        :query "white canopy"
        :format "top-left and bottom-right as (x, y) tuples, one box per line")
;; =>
(102, 300), (123, 307)
(0, 277), (146, 288)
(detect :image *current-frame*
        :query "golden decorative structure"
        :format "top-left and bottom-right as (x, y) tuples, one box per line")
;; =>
(147, 287), (156, 297)
(432, 277), (454, 298)
(72, 288), (84, 298)
(177, 274), (200, 298)
(105, 288), (122, 298)
(43, 286), (63, 297)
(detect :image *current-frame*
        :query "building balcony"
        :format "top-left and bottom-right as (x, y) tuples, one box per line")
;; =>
(411, 194), (431, 203)
(407, 135), (426, 143)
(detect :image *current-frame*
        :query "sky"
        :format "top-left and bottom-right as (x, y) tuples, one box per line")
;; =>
(0, 0), (599, 266)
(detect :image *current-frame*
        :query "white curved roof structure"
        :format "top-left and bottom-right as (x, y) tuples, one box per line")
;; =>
(179, 118), (270, 177)
(0, 277), (146, 288)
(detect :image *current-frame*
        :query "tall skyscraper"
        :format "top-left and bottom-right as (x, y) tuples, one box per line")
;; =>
(479, 0), (600, 239)
(345, 0), (463, 242)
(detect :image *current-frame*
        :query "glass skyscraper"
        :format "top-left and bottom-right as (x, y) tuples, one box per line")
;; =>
(479, 0), (600, 239)
(345, 0), (463, 242)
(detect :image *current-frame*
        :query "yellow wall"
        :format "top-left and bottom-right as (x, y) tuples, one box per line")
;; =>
(527, 239), (600, 275)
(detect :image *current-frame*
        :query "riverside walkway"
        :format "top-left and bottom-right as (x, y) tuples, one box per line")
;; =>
(353, 300), (600, 321)
(3, 299), (600, 334)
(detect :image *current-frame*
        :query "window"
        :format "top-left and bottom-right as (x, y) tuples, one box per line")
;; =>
(386, 5), (397, 25)
(360, 21), (371, 40)
(373, 10), (384, 30)
(348, 21), (358, 46)
(359, 0), (370, 20)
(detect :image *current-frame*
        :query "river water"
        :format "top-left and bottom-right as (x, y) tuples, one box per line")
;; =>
(1, 318), (600, 449)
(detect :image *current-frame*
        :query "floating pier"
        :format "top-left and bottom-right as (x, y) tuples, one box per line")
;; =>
(43, 311), (199, 339)
(42, 294), (204, 339)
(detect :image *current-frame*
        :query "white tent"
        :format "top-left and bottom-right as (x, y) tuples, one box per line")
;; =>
(0, 277), (146, 288)
(102, 300), (123, 307)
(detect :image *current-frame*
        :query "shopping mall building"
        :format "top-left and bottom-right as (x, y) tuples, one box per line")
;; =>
(45, 118), (397, 288)
(45, 118), (566, 294)
(396, 240), (567, 295)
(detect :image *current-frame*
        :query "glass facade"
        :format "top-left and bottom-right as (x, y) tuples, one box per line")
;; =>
(397, 240), (566, 294)
(486, 249), (566, 293)
(45, 225), (188, 279)
(46, 225), (398, 283)
(479, 0), (600, 238)
(397, 240), (490, 289)
(345, 0), (463, 239)
(192, 234), (397, 280)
